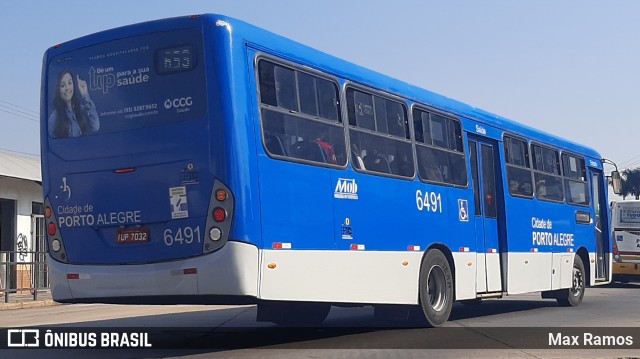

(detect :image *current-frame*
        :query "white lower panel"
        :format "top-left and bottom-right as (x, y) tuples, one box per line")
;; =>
(589, 252), (596, 286)
(48, 241), (259, 301)
(260, 250), (422, 304)
(551, 253), (574, 290)
(506, 252), (553, 294)
(453, 252), (477, 300)
(485, 253), (502, 292)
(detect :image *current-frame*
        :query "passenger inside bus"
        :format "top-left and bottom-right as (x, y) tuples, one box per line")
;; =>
(509, 180), (520, 193)
(390, 152), (413, 177)
(422, 149), (444, 182)
(314, 131), (337, 164)
(290, 140), (328, 163)
(363, 149), (391, 173)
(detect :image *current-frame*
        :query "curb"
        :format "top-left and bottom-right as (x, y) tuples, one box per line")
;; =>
(0, 299), (58, 311)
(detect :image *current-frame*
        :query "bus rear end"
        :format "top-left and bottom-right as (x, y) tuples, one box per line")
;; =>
(40, 16), (258, 303)
(611, 201), (640, 281)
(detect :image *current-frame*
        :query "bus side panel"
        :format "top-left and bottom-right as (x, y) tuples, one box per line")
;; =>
(453, 252), (477, 300)
(330, 169), (477, 301)
(552, 253), (575, 289)
(502, 174), (595, 294)
(222, 28), (265, 250)
(257, 160), (335, 250)
(445, 186), (477, 300)
(506, 253), (552, 294)
(259, 250), (422, 304)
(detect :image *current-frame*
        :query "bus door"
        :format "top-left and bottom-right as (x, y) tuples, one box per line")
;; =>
(468, 137), (503, 293)
(590, 169), (609, 281)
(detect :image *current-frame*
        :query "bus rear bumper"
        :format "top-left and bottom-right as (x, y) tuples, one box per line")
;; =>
(47, 241), (259, 303)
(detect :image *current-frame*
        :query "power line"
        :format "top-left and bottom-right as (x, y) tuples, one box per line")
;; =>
(0, 99), (40, 124)
(0, 103), (39, 120)
(0, 99), (39, 116)
(0, 105), (40, 122)
(0, 107), (39, 123)
(619, 153), (640, 168)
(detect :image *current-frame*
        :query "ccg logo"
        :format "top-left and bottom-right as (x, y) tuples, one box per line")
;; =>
(164, 97), (193, 109)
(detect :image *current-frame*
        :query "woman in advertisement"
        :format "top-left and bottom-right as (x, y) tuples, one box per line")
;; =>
(48, 70), (100, 138)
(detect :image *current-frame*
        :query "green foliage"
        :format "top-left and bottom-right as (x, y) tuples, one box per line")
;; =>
(621, 168), (640, 200)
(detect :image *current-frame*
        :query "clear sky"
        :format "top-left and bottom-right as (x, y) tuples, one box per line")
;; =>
(1, 0), (639, 178)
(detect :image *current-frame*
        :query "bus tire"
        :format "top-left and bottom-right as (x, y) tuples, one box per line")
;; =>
(556, 256), (586, 307)
(418, 249), (454, 327)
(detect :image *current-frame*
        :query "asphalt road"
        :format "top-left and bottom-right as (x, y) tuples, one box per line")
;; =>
(2, 282), (640, 358)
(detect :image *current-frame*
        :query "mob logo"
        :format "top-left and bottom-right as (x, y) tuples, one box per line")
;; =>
(334, 178), (358, 200)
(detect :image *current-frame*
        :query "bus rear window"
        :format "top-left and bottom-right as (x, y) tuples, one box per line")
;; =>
(46, 28), (206, 139)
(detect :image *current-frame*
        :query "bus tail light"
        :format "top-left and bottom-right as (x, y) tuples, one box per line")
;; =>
(216, 189), (227, 202)
(204, 180), (234, 254)
(44, 198), (68, 263)
(613, 243), (621, 262)
(209, 227), (222, 241)
(213, 207), (226, 222)
(51, 240), (62, 252)
(48, 223), (57, 236)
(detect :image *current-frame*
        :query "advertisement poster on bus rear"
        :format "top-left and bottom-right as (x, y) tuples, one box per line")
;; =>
(46, 27), (206, 138)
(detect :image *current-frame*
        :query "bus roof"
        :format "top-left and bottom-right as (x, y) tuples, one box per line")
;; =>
(215, 14), (601, 160)
(46, 14), (601, 160)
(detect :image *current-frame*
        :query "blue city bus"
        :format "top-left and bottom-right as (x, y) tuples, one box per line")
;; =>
(41, 14), (620, 327)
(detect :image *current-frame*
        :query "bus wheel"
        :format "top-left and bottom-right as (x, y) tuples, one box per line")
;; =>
(557, 257), (586, 307)
(418, 249), (454, 327)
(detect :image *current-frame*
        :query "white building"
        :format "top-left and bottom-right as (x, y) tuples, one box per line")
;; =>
(0, 151), (43, 291)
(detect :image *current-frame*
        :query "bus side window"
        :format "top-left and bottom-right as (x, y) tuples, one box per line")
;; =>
(504, 135), (533, 197)
(264, 134), (286, 156)
(257, 59), (346, 167)
(351, 143), (365, 170)
(363, 150), (391, 174)
(413, 108), (466, 185)
(532, 144), (564, 202)
(290, 140), (327, 163)
(347, 87), (413, 178)
(562, 153), (590, 206)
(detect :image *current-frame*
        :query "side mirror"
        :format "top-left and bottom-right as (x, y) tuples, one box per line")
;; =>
(611, 170), (622, 195)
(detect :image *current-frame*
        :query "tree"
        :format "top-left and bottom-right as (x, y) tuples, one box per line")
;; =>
(622, 168), (640, 200)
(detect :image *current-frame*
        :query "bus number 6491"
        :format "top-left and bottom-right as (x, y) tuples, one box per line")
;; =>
(164, 226), (201, 246)
(416, 190), (443, 213)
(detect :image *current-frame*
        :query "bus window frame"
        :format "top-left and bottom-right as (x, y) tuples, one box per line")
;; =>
(559, 150), (591, 208)
(530, 141), (565, 204)
(344, 82), (415, 180)
(255, 54), (348, 170)
(411, 104), (468, 188)
(502, 133), (534, 199)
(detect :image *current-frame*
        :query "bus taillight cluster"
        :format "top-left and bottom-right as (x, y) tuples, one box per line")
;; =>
(44, 199), (67, 261)
(203, 181), (234, 254)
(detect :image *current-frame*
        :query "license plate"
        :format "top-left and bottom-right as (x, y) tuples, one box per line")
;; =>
(116, 228), (150, 244)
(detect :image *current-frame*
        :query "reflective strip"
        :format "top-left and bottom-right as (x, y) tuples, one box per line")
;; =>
(273, 243), (292, 249)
